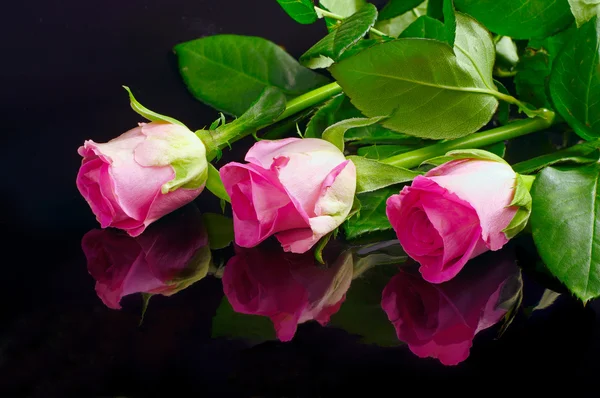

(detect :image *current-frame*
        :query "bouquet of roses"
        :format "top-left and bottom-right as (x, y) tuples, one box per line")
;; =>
(77, 0), (600, 365)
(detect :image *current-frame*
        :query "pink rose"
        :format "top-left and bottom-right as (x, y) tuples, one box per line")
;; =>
(77, 122), (208, 237)
(219, 138), (356, 253)
(386, 158), (518, 283)
(222, 243), (353, 341)
(381, 252), (522, 365)
(82, 204), (211, 309)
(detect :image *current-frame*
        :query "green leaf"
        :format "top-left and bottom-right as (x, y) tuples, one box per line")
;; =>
(338, 39), (379, 60)
(212, 297), (276, 340)
(314, 231), (333, 264)
(422, 148), (507, 166)
(525, 289), (561, 315)
(442, 0), (457, 46)
(202, 213), (234, 250)
(209, 113), (226, 130)
(517, 52), (554, 112)
(215, 87), (286, 142)
(427, 0), (444, 20)
(343, 186), (397, 239)
(422, 143), (507, 166)
(123, 86), (185, 126)
(206, 163), (231, 203)
(516, 27), (574, 111)
(305, 94), (346, 138)
(513, 140), (600, 174)
(165, 245), (213, 295)
(531, 163), (600, 302)
(357, 144), (421, 159)
(320, 0), (367, 17)
(346, 128), (424, 145)
(353, 240), (408, 271)
(447, 148), (508, 163)
(304, 94), (408, 143)
(373, 1), (428, 37)
(379, 0), (424, 20)
(301, 3), (378, 68)
(568, 0), (600, 27)
(322, 116), (387, 151)
(549, 17), (600, 140)
(139, 293), (152, 326)
(330, 13), (499, 139)
(503, 174), (534, 239)
(515, 48), (552, 110)
(454, 0), (574, 39)
(495, 36), (519, 70)
(485, 141), (507, 158)
(276, 0), (318, 24)
(399, 15), (446, 41)
(174, 35), (329, 116)
(329, 262), (403, 346)
(349, 155), (421, 193)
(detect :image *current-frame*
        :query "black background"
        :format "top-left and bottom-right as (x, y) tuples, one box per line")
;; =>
(2, 0), (600, 396)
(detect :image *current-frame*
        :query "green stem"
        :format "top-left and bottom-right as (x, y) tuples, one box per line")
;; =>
(382, 110), (556, 168)
(314, 6), (390, 38)
(275, 82), (343, 122)
(202, 82), (344, 161)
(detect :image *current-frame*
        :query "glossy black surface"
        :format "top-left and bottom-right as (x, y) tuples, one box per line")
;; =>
(3, 0), (600, 396)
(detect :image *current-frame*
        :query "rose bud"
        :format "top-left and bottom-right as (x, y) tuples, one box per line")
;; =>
(386, 152), (531, 283)
(381, 251), (522, 366)
(222, 243), (353, 341)
(82, 204), (211, 309)
(220, 138), (356, 253)
(77, 122), (208, 237)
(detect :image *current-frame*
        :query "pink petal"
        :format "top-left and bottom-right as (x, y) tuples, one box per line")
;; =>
(275, 228), (315, 253)
(271, 311), (304, 342)
(109, 157), (175, 222)
(276, 160), (356, 254)
(76, 158), (116, 228)
(410, 339), (473, 366)
(222, 247), (310, 340)
(132, 185), (204, 237)
(419, 189), (488, 283)
(426, 160), (518, 250)
(220, 162), (309, 248)
(244, 137), (303, 168)
(271, 140), (348, 215)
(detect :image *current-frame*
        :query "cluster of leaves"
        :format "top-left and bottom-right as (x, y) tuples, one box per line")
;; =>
(173, 0), (600, 303)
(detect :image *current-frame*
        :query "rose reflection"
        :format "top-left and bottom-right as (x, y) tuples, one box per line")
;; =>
(222, 243), (353, 341)
(381, 251), (522, 365)
(82, 204), (211, 309)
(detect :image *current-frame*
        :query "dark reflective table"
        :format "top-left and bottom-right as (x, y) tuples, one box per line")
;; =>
(3, 0), (600, 396)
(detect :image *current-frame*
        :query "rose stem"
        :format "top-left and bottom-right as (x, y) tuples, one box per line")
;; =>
(382, 109), (556, 169)
(274, 82), (343, 123)
(205, 82), (343, 160)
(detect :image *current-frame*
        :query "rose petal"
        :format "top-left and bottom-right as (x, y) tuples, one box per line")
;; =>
(426, 160), (518, 250)
(221, 162), (310, 248)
